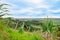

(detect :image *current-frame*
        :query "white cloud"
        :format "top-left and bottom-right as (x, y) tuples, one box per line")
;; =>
(9, 7), (43, 15)
(3, 15), (60, 18)
(48, 9), (60, 13)
(8, 7), (33, 15)
(35, 4), (50, 9)
(20, 0), (44, 4)
(1, 0), (60, 18)
(0, 0), (19, 10)
(19, 0), (51, 9)
(17, 7), (33, 13)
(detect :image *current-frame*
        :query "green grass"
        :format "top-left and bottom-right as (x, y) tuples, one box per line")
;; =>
(0, 18), (59, 40)
(6, 29), (45, 40)
(0, 20), (45, 40)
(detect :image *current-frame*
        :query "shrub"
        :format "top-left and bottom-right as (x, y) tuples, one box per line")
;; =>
(18, 28), (24, 34)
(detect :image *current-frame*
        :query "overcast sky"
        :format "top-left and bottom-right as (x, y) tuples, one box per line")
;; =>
(1, 0), (60, 18)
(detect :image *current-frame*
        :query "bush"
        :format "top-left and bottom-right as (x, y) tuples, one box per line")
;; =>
(18, 28), (24, 34)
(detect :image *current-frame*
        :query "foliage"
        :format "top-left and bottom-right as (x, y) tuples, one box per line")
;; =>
(18, 28), (24, 34)
(0, 3), (9, 17)
(48, 20), (53, 33)
(0, 19), (45, 40)
(0, 18), (59, 40)
(41, 19), (53, 33)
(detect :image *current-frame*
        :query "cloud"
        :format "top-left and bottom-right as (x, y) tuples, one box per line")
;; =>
(35, 4), (50, 9)
(3, 14), (60, 18)
(17, 7), (33, 13)
(48, 9), (60, 13)
(19, 0), (51, 9)
(9, 7), (43, 16)
(1, 0), (20, 10)
(1, 0), (60, 18)
(20, 0), (44, 4)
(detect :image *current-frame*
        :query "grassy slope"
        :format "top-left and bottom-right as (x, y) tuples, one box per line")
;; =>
(0, 19), (45, 40)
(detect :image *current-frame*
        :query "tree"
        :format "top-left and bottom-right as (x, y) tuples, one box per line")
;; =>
(41, 19), (53, 40)
(0, 3), (9, 18)
(0, 1), (10, 40)
(15, 19), (19, 30)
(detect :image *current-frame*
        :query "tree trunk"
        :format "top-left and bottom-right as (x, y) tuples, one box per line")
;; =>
(46, 32), (52, 40)
(42, 32), (52, 40)
(21, 22), (24, 31)
(15, 21), (19, 30)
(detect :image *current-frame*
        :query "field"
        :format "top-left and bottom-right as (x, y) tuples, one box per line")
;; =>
(0, 18), (60, 40)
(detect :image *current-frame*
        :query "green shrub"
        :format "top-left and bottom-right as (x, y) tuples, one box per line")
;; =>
(18, 28), (24, 34)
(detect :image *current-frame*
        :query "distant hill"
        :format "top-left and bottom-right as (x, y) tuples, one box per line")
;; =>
(15, 18), (60, 26)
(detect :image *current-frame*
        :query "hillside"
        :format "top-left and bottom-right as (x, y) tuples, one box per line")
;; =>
(0, 19), (45, 40)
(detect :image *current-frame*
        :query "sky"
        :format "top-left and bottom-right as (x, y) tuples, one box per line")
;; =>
(0, 0), (60, 18)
